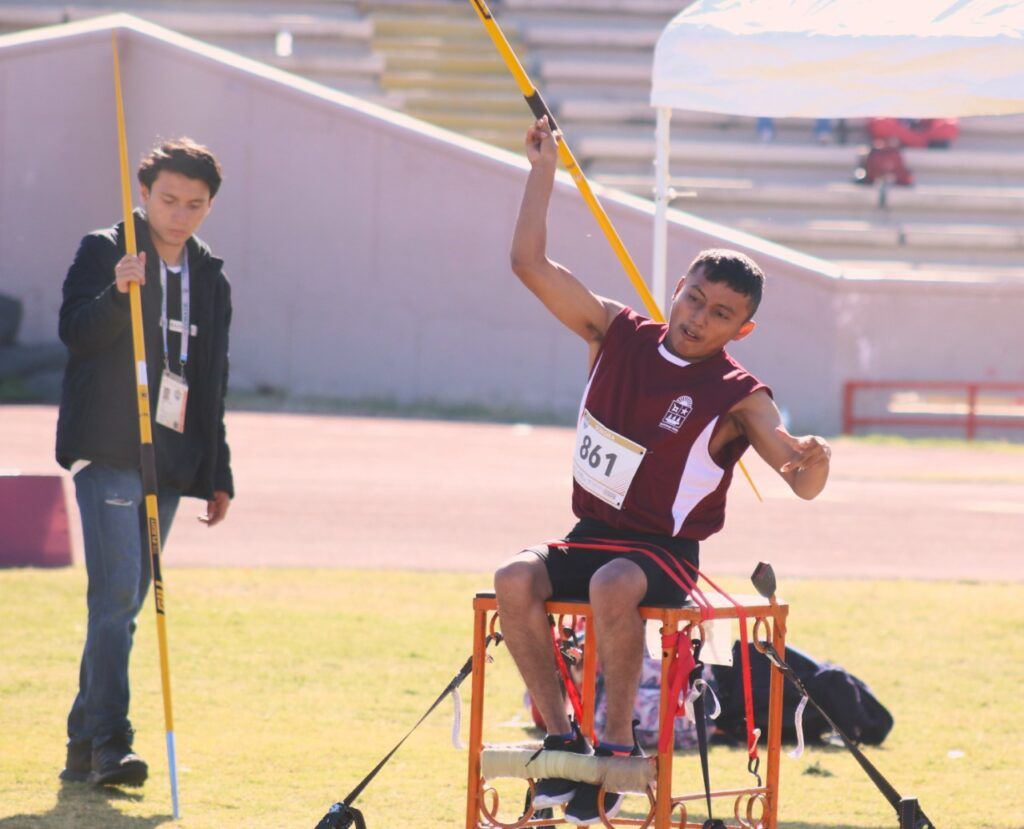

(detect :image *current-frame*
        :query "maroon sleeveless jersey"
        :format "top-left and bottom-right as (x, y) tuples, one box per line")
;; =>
(571, 307), (769, 540)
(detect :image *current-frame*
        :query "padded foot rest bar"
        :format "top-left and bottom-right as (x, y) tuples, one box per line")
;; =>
(481, 748), (655, 793)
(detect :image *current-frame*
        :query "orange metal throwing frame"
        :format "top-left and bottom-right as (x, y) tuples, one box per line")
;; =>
(465, 592), (788, 829)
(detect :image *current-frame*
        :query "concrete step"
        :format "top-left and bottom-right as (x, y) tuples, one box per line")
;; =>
(371, 35), (513, 53)
(904, 146), (1024, 176)
(31, 1), (364, 10)
(371, 12), (517, 39)
(318, 86), (403, 109)
(561, 102), (1024, 152)
(592, 173), (1024, 218)
(121, 9), (371, 39)
(211, 33), (375, 57)
(560, 102), (1024, 150)
(703, 213), (1024, 254)
(356, 0), (480, 14)
(400, 89), (527, 115)
(830, 258), (1024, 283)
(267, 51), (385, 76)
(0, 4), (65, 28)
(577, 133), (858, 171)
(382, 49), (511, 74)
(406, 109), (528, 134)
(454, 129), (524, 151)
(502, 0), (684, 21)
(381, 71), (515, 93)
(0, 2), (371, 34)
(519, 21), (661, 50)
(575, 133), (1024, 180)
(538, 54), (652, 85)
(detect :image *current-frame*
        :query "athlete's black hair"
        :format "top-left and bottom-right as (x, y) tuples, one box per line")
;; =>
(685, 249), (764, 317)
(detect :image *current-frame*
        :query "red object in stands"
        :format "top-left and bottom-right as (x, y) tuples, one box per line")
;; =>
(0, 475), (73, 567)
(868, 117), (960, 148)
(858, 145), (914, 185)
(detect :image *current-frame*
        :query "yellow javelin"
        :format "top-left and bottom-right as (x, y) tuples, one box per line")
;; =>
(112, 32), (181, 818)
(467, 0), (763, 502)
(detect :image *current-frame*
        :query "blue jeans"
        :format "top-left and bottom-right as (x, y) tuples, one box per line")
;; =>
(67, 463), (180, 746)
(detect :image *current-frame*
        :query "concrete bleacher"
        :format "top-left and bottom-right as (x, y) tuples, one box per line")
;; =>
(368, 1), (529, 149)
(499, 3), (1024, 282)
(2, 0), (1022, 282)
(0, 1), (392, 102)
(572, 122), (1024, 278)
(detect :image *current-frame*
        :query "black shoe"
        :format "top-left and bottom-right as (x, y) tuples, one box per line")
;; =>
(564, 744), (643, 826)
(59, 739), (92, 782)
(531, 726), (592, 809)
(88, 729), (148, 787)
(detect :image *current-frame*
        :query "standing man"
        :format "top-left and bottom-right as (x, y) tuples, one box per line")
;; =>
(56, 138), (233, 786)
(493, 118), (831, 825)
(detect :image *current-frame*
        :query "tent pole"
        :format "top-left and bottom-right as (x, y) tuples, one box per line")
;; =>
(653, 106), (672, 315)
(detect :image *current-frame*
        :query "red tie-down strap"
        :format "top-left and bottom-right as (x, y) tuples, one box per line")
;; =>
(657, 628), (696, 755)
(552, 538), (761, 768)
(550, 623), (586, 728)
(679, 561), (761, 765)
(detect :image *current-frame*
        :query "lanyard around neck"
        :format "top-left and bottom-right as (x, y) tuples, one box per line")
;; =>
(160, 254), (190, 375)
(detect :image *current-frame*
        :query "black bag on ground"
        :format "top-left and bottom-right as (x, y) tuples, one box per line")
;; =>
(710, 642), (894, 746)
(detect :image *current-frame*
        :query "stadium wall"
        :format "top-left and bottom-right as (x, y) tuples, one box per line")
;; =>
(1, 16), (1021, 434)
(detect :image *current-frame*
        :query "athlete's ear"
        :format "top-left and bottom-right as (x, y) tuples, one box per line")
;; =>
(732, 319), (756, 342)
(671, 273), (687, 300)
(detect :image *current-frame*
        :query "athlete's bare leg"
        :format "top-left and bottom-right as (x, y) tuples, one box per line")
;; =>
(589, 558), (647, 747)
(493, 553), (570, 735)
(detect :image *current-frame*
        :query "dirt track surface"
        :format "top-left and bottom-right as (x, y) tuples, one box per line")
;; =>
(2, 405), (1022, 581)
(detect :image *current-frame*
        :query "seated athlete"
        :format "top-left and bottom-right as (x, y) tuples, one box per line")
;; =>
(493, 117), (832, 825)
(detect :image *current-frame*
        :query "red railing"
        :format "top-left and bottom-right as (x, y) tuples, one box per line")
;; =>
(843, 380), (1024, 440)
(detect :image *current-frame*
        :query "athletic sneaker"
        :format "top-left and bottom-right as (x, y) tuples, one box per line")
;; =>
(564, 744), (643, 826)
(88, 729), (148, 787)
(530, 727), (592, 808)
(59, 739), (91, 782)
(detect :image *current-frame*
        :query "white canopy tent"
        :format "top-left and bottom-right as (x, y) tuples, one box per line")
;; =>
(648, 0), (1024, 306)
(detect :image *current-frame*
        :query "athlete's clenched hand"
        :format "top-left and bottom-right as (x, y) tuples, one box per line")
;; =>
(525, 116), (558, 168)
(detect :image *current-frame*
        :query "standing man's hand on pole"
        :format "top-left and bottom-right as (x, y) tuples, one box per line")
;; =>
(200, 491), (231, 527)
(114, 252), (147, 293)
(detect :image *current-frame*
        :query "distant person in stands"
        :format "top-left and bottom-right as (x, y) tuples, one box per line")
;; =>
(855, 117), (959, 186)
(55, 138), (234, 787)
(868, 118), (959, 149)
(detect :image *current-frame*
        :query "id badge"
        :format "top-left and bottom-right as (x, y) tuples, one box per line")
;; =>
(155, 370), (188, 433)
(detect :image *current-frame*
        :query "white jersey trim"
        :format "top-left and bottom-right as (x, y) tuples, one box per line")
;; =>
(657, 342), (691, 368)
(577, 353), (603, 424)
(671, 415), (725, 535)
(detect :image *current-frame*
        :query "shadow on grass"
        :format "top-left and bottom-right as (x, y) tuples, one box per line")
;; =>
(0, 782), (172, 828)
(778, 824), (890, 829)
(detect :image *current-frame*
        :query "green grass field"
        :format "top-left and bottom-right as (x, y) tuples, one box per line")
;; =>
(1, 569), (1022, 829)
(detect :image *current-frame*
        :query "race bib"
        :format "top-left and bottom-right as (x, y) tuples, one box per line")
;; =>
(572, 409), (647, 509)
(155, 371), (188, 433)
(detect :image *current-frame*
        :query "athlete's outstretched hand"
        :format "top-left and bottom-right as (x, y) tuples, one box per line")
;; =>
(525, 116), (558, 168)
(776, 427), (832, 474)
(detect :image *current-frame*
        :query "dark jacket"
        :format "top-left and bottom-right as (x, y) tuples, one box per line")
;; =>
(55, 211), (234, 500)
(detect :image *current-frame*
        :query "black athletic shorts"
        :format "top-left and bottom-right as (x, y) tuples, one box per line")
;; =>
(528, 517), (699, 608)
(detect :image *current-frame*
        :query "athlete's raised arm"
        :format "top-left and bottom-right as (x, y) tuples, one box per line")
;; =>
(511, 117), (622, 361)
(731, 389), (831, 499)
